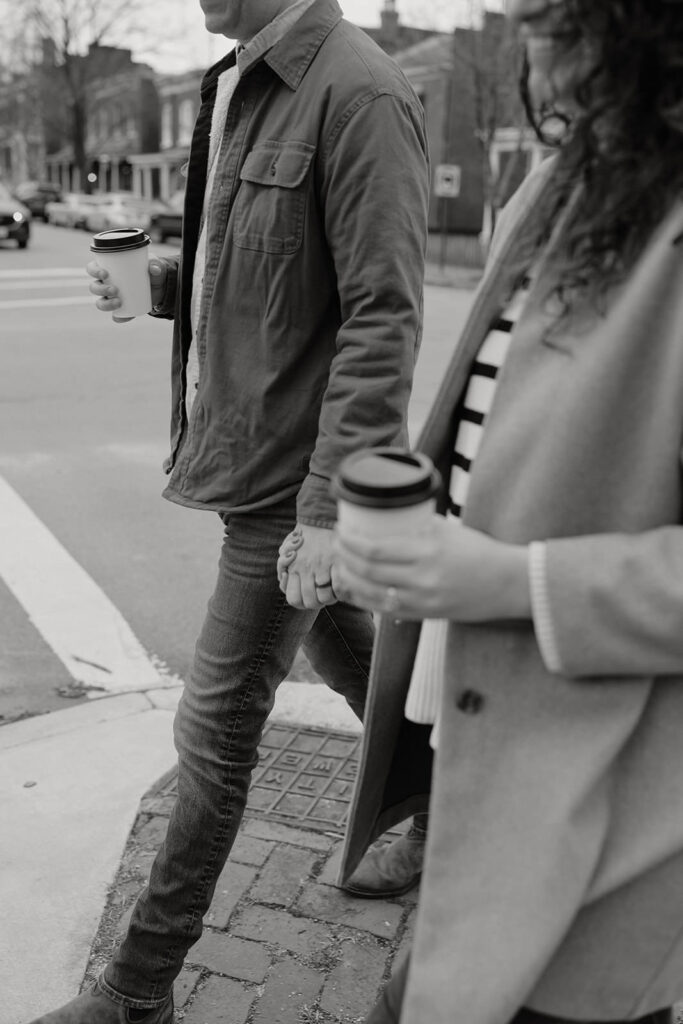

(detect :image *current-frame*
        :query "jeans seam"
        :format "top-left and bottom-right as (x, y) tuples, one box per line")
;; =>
(319, 605), (370, 681)
(157, 590), (290, 977)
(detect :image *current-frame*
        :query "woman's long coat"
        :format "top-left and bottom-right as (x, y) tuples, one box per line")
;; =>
(340, 162), (683, 1024)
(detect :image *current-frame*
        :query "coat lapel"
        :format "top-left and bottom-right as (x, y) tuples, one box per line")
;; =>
(339, 161), (562, 884)
(417, 161), (562, 465)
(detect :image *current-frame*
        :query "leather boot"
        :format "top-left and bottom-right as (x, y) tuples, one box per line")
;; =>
(342, 821), (426, 898)
(26, 983), (173, 1024)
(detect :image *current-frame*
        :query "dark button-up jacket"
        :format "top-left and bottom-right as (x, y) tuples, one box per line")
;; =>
(155, 0), (429, 524)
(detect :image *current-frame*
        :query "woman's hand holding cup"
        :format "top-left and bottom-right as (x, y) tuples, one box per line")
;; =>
(335, 515), (531, 623)
(331, 447), (531, 622)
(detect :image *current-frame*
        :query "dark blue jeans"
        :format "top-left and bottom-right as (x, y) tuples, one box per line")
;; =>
(100, 498), (374, 1009)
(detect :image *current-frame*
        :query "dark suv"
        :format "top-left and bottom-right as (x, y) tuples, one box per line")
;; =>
(0, 183), (31, 248)
(14, 181), (63, 221)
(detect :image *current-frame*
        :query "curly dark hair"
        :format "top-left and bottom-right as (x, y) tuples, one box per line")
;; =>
(520, 0), (683, 303)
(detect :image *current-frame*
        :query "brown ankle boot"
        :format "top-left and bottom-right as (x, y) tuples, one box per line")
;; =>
(342, 823), (426, 898)
(26, 984), (173, 1024)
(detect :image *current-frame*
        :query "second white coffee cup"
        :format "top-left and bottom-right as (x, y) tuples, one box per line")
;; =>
(333, 447), (441, 541)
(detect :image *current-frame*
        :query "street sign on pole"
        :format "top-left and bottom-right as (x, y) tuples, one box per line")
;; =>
(435, 164), (461, 271)
(434, 164), (461, 199)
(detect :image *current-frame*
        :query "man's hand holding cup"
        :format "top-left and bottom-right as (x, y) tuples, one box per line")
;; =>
(87, 227), (167, 322)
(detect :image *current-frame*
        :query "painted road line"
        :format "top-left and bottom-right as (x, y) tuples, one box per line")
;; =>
(0, 296), (95, 311)
(0, 278), (88, 290)
(0, 473), (172, 695)
(0, 267), (87, 279)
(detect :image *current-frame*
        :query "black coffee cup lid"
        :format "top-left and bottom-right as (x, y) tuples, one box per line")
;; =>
(333, 447), (441, 508)
(90, 227), (150, 252)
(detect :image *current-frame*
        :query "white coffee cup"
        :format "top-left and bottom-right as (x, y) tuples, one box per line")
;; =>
(90, 227), (152, 319)
(333, 448), (441, 541)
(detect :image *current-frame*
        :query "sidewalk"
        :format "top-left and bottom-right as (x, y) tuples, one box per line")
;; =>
(84, 719), (415, 1024)
(0, 681), (414, 1024)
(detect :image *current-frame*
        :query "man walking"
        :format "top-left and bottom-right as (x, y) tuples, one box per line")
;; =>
(30, 1), (428, 1021)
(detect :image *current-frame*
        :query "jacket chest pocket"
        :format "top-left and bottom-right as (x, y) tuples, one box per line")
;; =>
(233, 141), (315, 255)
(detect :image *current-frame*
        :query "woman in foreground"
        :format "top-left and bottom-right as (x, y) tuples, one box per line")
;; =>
(335, 2), (683, 1022)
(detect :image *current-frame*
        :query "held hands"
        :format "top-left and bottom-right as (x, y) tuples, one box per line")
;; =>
(277, 524), (339, 610)
(86, 258), (167, 322)
(333, 514), (532, 622)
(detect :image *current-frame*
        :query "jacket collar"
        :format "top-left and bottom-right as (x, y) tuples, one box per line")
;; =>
(263, 0), (343, 90)
(200, 0), (342, 98)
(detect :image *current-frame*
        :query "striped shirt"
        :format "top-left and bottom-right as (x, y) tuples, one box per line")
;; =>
(404, 280), (530, 743)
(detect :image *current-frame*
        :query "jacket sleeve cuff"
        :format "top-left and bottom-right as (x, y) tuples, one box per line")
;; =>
(148, 256), (178, 320)
(296, 472), (336, 528)
(529, 541), (563, 673)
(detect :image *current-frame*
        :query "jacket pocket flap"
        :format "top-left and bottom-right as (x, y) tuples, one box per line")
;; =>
(240, 143), (315, 188)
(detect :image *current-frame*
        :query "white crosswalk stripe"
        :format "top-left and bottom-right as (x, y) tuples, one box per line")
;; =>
(0, 278), (87, 290)
(0, 267), (86, 278)
(0, 473), (173, 695)
(0, 295), (94, 310)
(0, 266), (94, 311)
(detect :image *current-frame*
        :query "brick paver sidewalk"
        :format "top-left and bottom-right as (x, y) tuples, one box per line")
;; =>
(82, 721), (416, 1023)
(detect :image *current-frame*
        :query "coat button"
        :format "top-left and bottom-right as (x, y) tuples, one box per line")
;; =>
(456, 689), (484, 714)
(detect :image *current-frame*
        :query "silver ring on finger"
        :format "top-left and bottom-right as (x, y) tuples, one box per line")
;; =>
(383, 586), (400, 614)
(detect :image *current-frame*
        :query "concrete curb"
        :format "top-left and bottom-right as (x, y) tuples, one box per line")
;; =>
(0, 682), (360, 1023)
(1, 692), (178, 1021)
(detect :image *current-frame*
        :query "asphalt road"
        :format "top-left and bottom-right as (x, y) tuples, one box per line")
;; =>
(0, 221), (475, 725)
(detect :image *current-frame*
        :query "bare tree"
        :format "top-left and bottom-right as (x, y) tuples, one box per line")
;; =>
(406, 0), (525, 236)
(456, 9), (525, 234)
(0, 0), (184, 189)
(403, 0), (504, 32)
(0, 6), (46, 180)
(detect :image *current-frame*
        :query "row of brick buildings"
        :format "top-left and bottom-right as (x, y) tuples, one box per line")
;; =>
(0, 1), (546, 242)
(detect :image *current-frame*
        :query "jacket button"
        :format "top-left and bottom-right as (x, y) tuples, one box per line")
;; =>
(456, 689), (484, 714)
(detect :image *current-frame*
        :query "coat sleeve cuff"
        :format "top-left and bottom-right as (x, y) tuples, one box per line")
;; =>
(529, 541), (563, 673)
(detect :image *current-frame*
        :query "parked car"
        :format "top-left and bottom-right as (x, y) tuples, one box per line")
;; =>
(148, 190), (185, 243)
(14, 180), (62, 221)
(45, 191), (98, 229)
(0, 183), (31, 248)
(84, 192), (166, 233)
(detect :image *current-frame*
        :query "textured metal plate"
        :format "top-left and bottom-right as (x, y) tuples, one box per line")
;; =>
(143, 722), (364, 836)
(249, 722), (361, 832)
